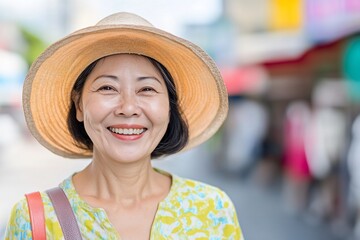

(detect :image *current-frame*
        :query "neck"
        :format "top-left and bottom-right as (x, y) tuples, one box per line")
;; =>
(73, 154), (165, 203)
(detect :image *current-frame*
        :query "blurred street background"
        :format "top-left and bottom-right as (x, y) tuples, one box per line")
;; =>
(2, 0), (360, 239)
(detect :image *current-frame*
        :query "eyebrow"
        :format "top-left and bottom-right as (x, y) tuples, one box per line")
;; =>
(94, 74), (163, 84)
(93, 74), (118, 82)
(138, 76), (162, 84)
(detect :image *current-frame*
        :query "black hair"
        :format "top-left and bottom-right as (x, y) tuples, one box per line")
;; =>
(67, 55), (189, 158)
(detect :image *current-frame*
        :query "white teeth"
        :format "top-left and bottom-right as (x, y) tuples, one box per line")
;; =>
(109, 127), (145, 135)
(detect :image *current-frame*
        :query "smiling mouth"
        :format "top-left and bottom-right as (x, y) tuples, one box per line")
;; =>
(108, 127), (146, 135)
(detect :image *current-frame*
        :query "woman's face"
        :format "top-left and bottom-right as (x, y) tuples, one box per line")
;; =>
(75, 54), (170, 163)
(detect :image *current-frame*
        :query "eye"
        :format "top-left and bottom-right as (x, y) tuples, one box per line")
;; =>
(97, 85), (116, 92)
(139, 87), (158, 93)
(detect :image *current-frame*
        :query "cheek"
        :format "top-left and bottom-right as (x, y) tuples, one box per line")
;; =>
(81, 97), (114, 123)
(144, 98), (170, 123)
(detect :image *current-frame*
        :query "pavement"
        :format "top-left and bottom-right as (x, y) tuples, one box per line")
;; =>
(0, 132), (349, 239)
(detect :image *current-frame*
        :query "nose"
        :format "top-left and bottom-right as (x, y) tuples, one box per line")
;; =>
(114, 91), (141, 117)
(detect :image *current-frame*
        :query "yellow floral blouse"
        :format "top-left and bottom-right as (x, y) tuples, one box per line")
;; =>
(5, 170), (244, 239)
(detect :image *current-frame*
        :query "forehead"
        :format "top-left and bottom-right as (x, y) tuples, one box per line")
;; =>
(94, 54), (156, 72)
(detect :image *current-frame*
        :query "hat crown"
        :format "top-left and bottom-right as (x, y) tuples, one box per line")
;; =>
(96, 12), (153, 27)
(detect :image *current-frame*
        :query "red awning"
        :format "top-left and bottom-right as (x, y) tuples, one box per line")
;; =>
(221, 66), (268, 95)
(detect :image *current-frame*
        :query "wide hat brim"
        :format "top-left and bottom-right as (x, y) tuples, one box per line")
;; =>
(23, 12), (228, 158)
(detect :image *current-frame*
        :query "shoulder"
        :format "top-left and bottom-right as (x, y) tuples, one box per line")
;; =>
(4, 197), (30, 239)
(170, 175), (239, 220)
(173, 175), (233, 204)
(7, 196), (29, 223)
(4, 191), (62, 239)
(4, 193), (48, 239)
(158, 175), (243, 239)
(6, 192), (54, 220)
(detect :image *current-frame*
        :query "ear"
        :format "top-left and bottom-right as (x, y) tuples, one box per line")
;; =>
(72, 92), (84, 122)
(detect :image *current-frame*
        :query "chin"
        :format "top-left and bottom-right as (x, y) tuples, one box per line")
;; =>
(108, 151), (152, 164)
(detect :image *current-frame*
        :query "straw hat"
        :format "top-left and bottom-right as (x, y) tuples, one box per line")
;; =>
(23, 12), (228, 158)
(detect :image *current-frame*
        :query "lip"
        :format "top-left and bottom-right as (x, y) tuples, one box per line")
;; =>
(109, 124), (146, 129)
(107, 124), (147, 141)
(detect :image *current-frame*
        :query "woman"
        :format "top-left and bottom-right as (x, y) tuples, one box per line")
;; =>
(5, 12), (243, 239)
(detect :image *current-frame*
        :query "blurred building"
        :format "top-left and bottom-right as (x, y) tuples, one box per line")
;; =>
(183, 0), (360, 154)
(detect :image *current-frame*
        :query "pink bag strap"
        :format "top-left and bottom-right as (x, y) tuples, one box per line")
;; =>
(46, 187), (82, 240)
(25, 192), (46, 240)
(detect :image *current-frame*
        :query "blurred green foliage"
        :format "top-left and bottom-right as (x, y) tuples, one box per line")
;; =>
(19, 26), (47, 66)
